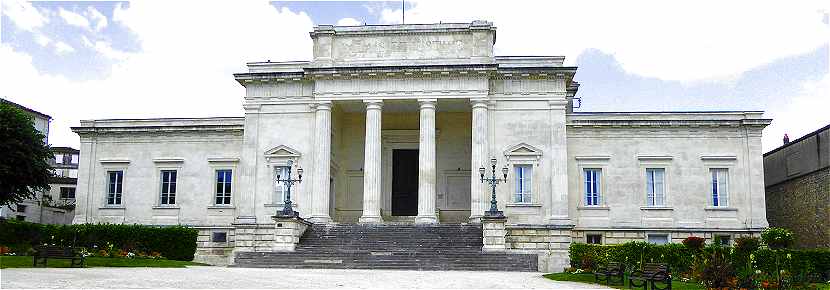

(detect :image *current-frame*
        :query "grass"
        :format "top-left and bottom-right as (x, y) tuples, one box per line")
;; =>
(544, 272), (704, 290)
(0, 256), (207, 268)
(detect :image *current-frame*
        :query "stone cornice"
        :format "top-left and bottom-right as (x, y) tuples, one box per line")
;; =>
(567, 112), (771, 129)
(72, 117), (244, 137)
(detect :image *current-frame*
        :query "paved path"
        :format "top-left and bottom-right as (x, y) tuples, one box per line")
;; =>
(1, 266), (610, 289)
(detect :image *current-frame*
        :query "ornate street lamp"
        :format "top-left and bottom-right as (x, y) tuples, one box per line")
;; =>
(275, 159), (303, 217)
(479, 157), (508, 218)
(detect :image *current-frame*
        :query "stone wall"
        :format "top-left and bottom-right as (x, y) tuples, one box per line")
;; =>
(765, 167), (830, 248)
(193, 226), (235, 266)
(505, 226), (572, 273)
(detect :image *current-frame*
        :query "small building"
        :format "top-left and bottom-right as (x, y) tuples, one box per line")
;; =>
(764, 124), (830, 248)
(0, 98), (74, 224)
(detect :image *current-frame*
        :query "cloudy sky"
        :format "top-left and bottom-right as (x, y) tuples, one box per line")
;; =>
(1, 0), (828, 152)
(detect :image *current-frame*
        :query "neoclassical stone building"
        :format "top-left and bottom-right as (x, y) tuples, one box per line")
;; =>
(72, 21), (770, 270)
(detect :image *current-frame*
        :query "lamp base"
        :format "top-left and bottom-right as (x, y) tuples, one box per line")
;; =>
(484, 210), (504, 218)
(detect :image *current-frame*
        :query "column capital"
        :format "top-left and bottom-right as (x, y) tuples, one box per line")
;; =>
(470, 98), (489, 109)
(364, 99), (383, 110)
(418, 99), (437, 109)
(312, 101), (332, 111)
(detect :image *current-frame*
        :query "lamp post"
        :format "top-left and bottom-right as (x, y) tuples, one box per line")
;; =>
(479, 157), (508, 218)
(275, 159), (303, 218)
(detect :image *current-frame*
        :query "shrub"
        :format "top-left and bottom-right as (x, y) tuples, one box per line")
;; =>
(700, 243), (736, 288)
(682, 236), (706, 251)
(735, 236), (761, 254)
(761, 227), (794, 249)
(0, 219), (198, 261)
(569, 241), (694, 274)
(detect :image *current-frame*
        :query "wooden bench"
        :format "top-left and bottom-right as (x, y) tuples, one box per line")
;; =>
(32, 246), (85, 267)
(594, 262), (625, 285)
(628, 263), (671, 290)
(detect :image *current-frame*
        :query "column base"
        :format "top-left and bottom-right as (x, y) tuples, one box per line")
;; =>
(358, 215), (384, 224)
(415, 215), (438, 224)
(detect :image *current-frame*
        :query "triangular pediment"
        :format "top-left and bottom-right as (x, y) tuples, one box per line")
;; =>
(264, 145), (301, 158)
(504, 142), (542, 156)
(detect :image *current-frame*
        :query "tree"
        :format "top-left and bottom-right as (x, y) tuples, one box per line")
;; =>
(0, 102), (52, 206)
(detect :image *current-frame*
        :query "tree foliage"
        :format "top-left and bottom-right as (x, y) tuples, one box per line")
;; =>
(0, 102), (52, 206)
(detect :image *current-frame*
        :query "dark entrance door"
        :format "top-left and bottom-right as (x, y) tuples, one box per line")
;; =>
(392, 149), (419, 216)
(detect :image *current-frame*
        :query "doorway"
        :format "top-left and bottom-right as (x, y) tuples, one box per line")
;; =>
(392, 149), (418, 216)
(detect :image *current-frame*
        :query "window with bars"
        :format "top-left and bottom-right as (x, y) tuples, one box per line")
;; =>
(160, 170), (177, 205)
(584, 169), (601, 206)
(586, 234), (602, 244)
(514, 165), (532, 203)
(215, 169), (232, 205)
(710, 168), (729, 207)
(107, 171), (123, 205)
(646, 168), (666, 206)
(274, 166), (289, 204)
(60, 187), (76, 199)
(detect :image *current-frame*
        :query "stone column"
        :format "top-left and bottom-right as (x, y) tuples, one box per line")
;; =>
(310, 102), (332, 223)
(359, 100), (384, 223)
(469, 99), (489, 222)
(416, 99), (438, 224)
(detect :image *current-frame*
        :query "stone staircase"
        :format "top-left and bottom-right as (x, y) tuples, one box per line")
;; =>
(233, 223), (538, 271)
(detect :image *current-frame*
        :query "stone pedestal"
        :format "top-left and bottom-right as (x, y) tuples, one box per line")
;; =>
(482, 216), (507, 252)
(271, 216), (312, 252)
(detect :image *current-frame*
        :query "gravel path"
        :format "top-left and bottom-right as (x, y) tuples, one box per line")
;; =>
(1, 266), (610, 289)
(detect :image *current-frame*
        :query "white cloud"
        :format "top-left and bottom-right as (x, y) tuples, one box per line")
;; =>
(53, 41), (75, 55)
(1, 0), (48, 32)
(762, 74), (830, 152)
(86, 7), (108, 31)
(0, 1), (314, 148)
(393, 0), (828, 82)
(336, 17), (362, 26)
(58, 8), (91, 30)
(34, 33), (51, 47)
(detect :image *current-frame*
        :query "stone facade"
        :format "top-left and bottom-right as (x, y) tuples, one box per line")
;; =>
(764, 124), (829, 248)
(69, 21), (772, 270)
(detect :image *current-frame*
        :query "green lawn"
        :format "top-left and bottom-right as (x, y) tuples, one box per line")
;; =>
(544, 272), (704, 290)
(0, 256), (207, 268)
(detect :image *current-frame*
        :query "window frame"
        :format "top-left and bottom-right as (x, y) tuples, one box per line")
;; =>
(646, 233), (670, 245)
(214, 169), (233, 206)
(710, 168), (729, 207)
(273, 165), (291, 205)
(60, 187), (76, 199)
(513, 164), (533, 204)
(586, 233), (603, 244)
(645, 168), (667, 207)
(105, 170), (124, 206)
(159, 170), (178, 205)
(583, 168), (602, 206)
(100, 160), (130, 207)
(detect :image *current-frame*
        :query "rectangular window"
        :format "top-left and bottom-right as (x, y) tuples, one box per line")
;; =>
(647, 234), (669, 245)
(514, 165), (532, 203)
(274, 166), (289, 204)
(212, 232), (228, 243)
(711, 168), (729, 207)
(60, 187), (76, 199)
(215, 170), (232, 205)
(586, 234), (602, 244)
(54, 154), (63, 164)
(16, 204), (27, 213)
(716, 235), (732, 246)
(107, 171), (123, 205)
(160, 170), (177, 205)
(646, 168), (666, 206)
(70, 154), (79, 164)
(584, 169), (601, 206)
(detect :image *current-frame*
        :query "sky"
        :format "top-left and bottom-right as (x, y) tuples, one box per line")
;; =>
(0, 0), (828, 153)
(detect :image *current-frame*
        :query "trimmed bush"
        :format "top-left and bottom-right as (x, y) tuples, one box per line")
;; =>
(0, 219), (198, 261)
(569, 241), (693, 273)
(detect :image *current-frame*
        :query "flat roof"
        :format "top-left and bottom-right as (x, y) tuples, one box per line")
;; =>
(763, 123), (830, 157)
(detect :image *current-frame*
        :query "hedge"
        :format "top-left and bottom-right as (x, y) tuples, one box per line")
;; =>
(570, 242), (830, 281)
(0, 219), (198, 261)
